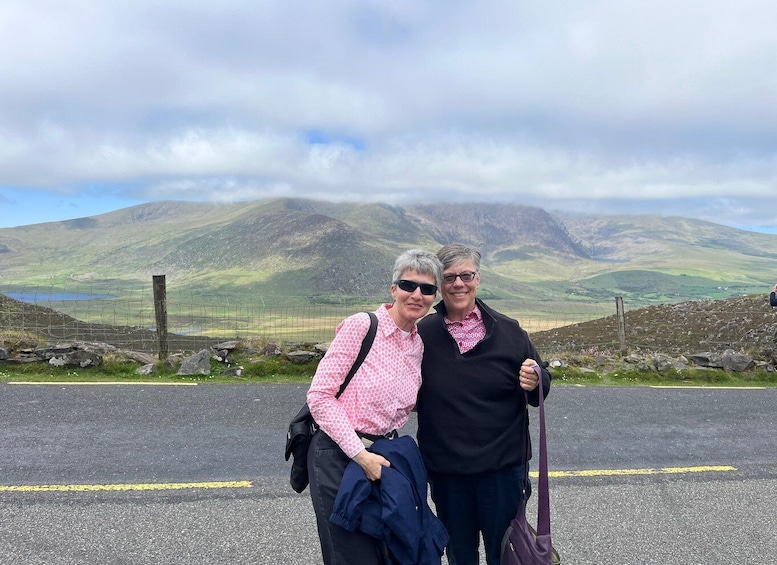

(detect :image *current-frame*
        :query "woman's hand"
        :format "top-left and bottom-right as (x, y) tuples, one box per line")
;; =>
(352, 449), (390, 481)
(519, 358), (541, 391)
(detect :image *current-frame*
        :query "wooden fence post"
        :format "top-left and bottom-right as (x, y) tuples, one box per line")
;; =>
(615, 296), (627, 354)
(153, 275), (169, 361)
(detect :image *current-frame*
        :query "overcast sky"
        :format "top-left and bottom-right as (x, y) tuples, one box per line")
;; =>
(1, 0), (775, 231)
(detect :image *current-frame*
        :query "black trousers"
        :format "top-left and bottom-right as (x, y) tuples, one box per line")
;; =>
(428, 464), (530, 565)
(307, 430), (386, 565)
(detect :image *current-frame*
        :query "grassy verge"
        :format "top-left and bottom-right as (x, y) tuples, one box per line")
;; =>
(550, 366), (777, 387)
(0, 356), (320, 384)
(2, 360), (776, 387)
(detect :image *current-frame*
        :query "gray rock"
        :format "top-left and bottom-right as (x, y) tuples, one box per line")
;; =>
(123, 350), (158, 365)
(286, 350), (321, 364)
(672, 355), (689, 371)
(165, 355), (181, 371)
(221, 366), (244, 377)
(136, 363), (157, 375)
(177, 349), (212, 375)
(688, 352), (724, 368)
(652, 354), (674, 372)
(214, 349), (234, 364)
(35, 344), (77, 359)
(76, 341), (120, 354)
(48, 349), (103, 368)
(260, 342), (283, 356)
(721, 350), (754, 372)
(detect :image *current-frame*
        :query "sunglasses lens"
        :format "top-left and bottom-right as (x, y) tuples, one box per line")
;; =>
(443, 272), (476, 283)
(397, 280), (416, 292)
(396, 280), (437, 295)
(419, 284), (437, 295)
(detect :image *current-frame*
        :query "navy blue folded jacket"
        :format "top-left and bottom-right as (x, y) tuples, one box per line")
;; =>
(330, 435), (449, 565)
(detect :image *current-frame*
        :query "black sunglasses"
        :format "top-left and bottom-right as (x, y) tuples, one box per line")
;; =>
(394, 279), (438, 295)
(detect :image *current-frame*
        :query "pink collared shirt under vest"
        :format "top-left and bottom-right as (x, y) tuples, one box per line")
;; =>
(307, 304), (424, 458)
(444, 305), (486, 353)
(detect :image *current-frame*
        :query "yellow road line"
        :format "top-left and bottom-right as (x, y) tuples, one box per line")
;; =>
(650, 385), (765, 389)
(531, 465), (737, 478)
(0, 480), (252, 493)
(1, 467), (737, 493)
(7, 381), (198, 386)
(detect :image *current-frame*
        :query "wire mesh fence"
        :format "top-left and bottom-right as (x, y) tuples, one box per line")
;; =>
(2, 282), (776, 356)
(1, 282), (612, 352)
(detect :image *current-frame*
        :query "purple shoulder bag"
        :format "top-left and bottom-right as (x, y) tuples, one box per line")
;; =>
(500, 364), (561, 565)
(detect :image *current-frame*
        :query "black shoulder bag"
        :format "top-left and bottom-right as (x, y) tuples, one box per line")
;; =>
(284, 312), (378, 493)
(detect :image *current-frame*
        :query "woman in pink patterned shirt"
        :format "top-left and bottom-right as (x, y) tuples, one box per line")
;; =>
(306, 248), (443, 565)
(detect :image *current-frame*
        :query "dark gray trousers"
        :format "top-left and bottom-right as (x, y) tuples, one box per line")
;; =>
(429, 464), (530, 565)
(307, 430), (385, 565)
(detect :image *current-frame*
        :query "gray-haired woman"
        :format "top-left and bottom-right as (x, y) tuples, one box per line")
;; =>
(416, 243), (552, 565)
(306, 249), (446, 565)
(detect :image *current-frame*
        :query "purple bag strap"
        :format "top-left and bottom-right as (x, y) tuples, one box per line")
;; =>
(524, 364), (550, 537)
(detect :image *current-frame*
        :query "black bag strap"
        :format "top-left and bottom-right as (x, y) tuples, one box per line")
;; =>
(335, 312), (378, 399)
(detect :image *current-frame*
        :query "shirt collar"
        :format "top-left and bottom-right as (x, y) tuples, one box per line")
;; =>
(444, 304), (482, 326)
(380, 303), (419, 337)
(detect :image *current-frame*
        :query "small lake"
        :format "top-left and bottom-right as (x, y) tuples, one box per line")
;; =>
(3, 292), (116, 303)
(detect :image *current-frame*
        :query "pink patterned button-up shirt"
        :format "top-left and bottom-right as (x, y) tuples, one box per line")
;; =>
(445, 305), (486, 353)
(307, 304), (424, 458)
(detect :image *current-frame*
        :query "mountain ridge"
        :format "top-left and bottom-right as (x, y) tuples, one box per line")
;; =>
(1, 198), (776, 308)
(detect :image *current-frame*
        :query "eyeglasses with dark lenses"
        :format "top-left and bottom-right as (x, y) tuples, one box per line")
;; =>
(394, 279), (438, 295)
(442, 271), (478, 284)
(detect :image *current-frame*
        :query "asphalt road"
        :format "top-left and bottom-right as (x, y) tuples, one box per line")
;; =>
(1, 382), (776, 564)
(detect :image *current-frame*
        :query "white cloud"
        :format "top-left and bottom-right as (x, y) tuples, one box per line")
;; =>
(0, 0), (775, 229)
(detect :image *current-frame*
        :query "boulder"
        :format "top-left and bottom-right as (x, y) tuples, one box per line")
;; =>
(165, 355), (181, 371)
(136, 363), (157, 375)
(48, 349), (103, 368)
(260, 342), (283, 357)
(286, 350), (321, 364)
(652, 354), (674, 372)
(123, 351), (158, 365)
(36, 344), (77, 359)
(221, 366), (244, 377)
(688, 352), (723, 368)
(214, 349), (235, 364)
(721, 349), (754, 372)
(177, 349), (212, 375)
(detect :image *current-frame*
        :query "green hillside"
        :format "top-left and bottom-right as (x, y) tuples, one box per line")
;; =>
(1, 198), (776, 328)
